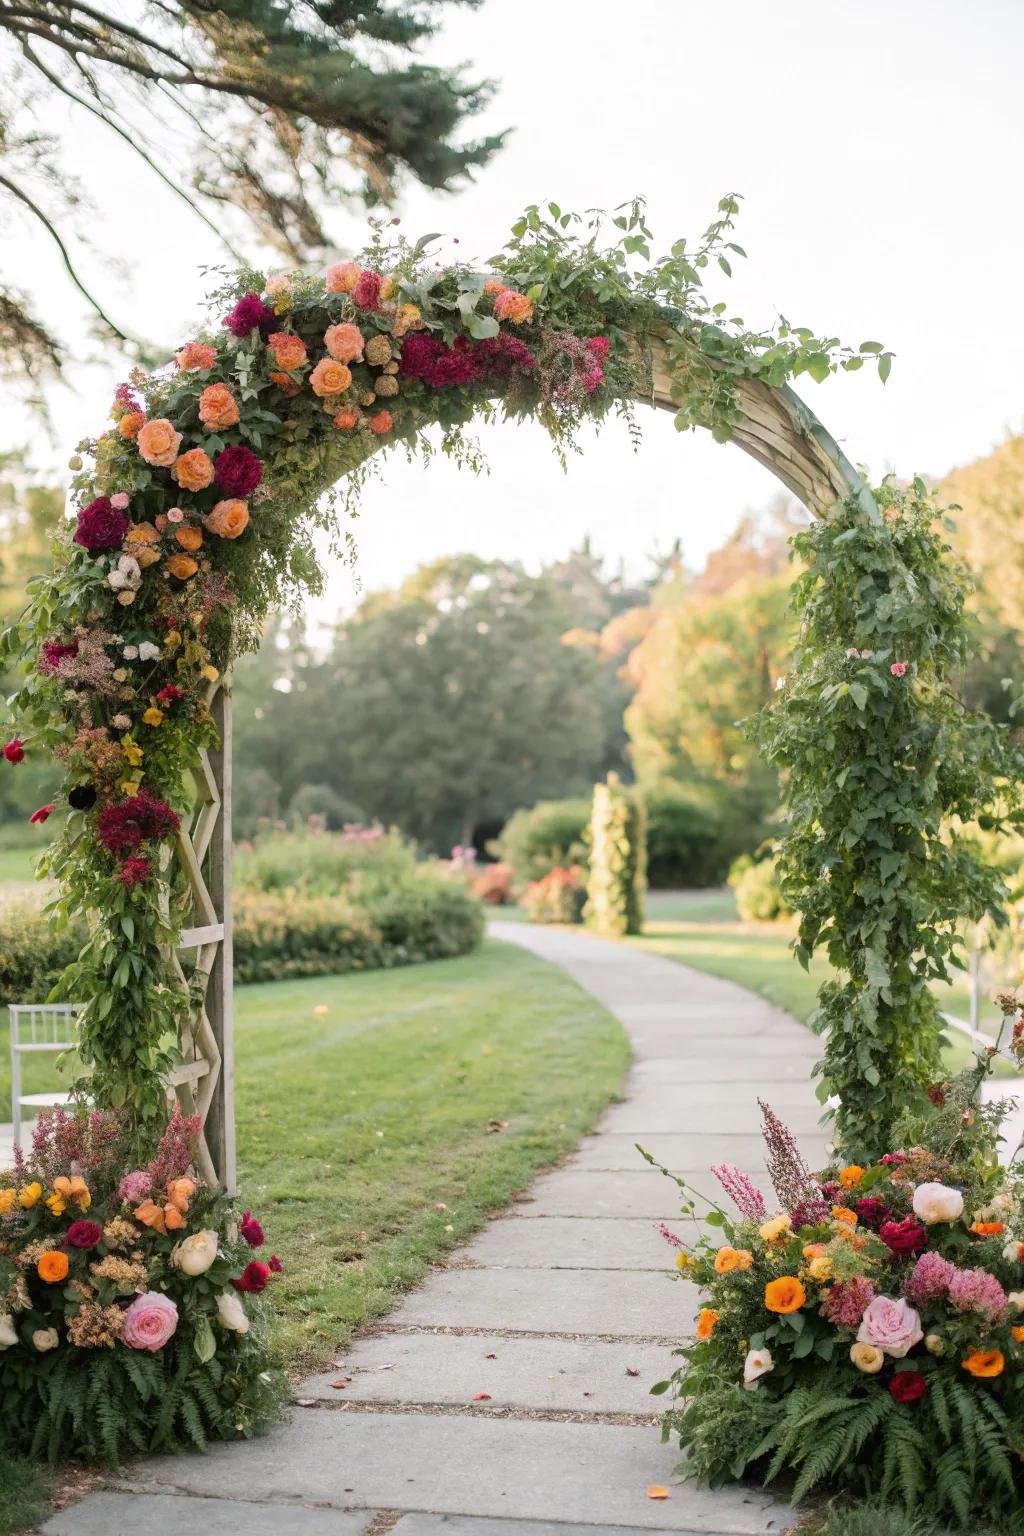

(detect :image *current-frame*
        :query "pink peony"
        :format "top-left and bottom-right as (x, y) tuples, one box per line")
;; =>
(947, 1266), (1007, 1324)
(122, 1290), (179, 1351)
(890, 662), (908, 677)
(118, 1169), (152, 1203)
(856, 1295), (923, 1358)
(905, 1251), (956, 1307)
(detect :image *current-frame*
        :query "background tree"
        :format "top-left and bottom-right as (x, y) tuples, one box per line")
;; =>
(0, 0), (503, 387)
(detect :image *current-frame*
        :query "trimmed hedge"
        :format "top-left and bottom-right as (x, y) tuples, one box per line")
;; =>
(727, 854), (790, 922)
(0, 895), (88, 1005)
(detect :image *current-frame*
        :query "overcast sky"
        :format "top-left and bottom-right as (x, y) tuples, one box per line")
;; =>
(5, 0), (1022, 621)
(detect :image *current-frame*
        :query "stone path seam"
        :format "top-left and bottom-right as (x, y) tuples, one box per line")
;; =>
(47, 921), (817, 1536)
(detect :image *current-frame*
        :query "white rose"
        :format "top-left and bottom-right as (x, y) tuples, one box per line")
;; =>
(743, 1348), (774, 1389)
(912, 1182), (964, 1225)
(1007, 1290), (1024, 1313)
(139, 641), (161, 661)
(216, 1291), (249, 1334)
(32, 1327), (59, 1352)
(107, 569), (128, 591)
(172, 1230), (219, 1277)
(0, 1314), (17, 1349)
(122, 645), (139, 660)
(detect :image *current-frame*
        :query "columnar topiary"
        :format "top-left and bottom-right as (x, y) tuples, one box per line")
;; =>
(584, 773), (646, 937)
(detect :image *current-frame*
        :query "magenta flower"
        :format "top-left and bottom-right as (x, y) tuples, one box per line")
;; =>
(890, 662), (908, 677)
(233, 1260), (270, 1293)
(948, 1266), (1007, 1324)
(223, 293), (275, 338)
(351, 270), (383, 310)
(904, 1251), (956, 1307)
(239, 1210), (265, 1248)
(711, 1163), (767, 1222)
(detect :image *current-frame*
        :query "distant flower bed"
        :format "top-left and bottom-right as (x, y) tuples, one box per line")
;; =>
(521, 865), (586, 925)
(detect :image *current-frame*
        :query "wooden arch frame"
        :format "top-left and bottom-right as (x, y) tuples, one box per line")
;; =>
(179, 335), (874, 1192)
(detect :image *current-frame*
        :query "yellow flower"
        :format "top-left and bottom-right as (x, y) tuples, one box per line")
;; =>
(839, 1165), (865, 1189)
(53, 1175), (90, 1210)
(675, 1251), (694, 1271)
(758, 1214), (791, 1242)
(18, 1181), (42, 1209)
(808, 1255), (834, 1282)
(123, 743), (143, 766)
(142, 706), (164, 727)
(0, 1189), (15, 1214)
(120, 778), (142, 797)
(831, 1206), (857, 1226)
(201, 665), (220, 683)
(46, 1194), (67, 1217)
(714, 1246), (754, 1273)
(166, 631), (182, 648)
(850, 1342), (885, 1374)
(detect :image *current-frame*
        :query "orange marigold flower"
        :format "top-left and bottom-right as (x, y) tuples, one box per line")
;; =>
(333, 407), (361, 430)
(118, 411), (146, 440)
(970, 1222), (1005, 1236)
(175, 342), (216, 371)
(198, 383), (240, 430)
(696, 1307), (718, 1340)
(714, 1246), (753, 1274)
(172, 448), (215, 492)
(324, 323), (365, 364)
(137, 418), (182, 466)
(38, 1250), (70, 1283)
(267, 332), (307, 371)
(839, 1165), (865, 1188)
(269, 371), (302, 397)
(764, 1276), (806, 1314)
(962, 1348), (1004, 1378)
(1012, 1326), (1024, 1343)
(369, 409), (393, 435)
(493, 288), (533, 324)
(831, 1206), (857, 1226)
(204, 499), (250, 540)
(174, 525), (204, 552)
(166, 554), (199, 581)
(309, 358), (352, 398)
(325, 261), (360, 293)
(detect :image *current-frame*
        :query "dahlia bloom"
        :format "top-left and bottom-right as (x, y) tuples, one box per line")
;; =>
(223, 293), (275, 338)
(233, 1260), (270, 1294)
(74, 497), (129, 551)
(239, 1210), (264, 1247)
(214, 444), (263, 497)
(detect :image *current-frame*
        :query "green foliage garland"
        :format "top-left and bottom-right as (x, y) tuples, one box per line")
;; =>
(753, 480), (1024, 1157)
(584, 773), (647, 937)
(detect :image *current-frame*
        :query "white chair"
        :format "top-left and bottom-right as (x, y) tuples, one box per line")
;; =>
(9, 1003), (83, 1151)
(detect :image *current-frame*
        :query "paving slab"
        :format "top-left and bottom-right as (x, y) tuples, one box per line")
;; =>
(569, 1133), (831, 1173)
(519, 1168), (768, 1220)
(301, 1331), (670, 1411)
(388, 1266), (695, 1336)
(616, 1079), (819, 1109)
(463, 1214), (685, 1269)
(128, 1411), (783, 1532)
(628, 1052), (818, 1083)
(392, 1518), (723, 1536)
(599, 1099), (824, 1137)
(41, 1492), (372, 1535)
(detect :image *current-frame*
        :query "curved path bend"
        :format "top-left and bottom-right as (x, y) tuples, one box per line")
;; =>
(47, 923), (827, 1536)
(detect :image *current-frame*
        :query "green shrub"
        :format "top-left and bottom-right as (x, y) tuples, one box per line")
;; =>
(233, 827), (415, 896)
(490, 799), (590, 886)
(727, 854), (789, 921)
(644, 781), (727, 887)
(585, 775), (646, 937)
(0, 894), (88, 1005)
(521, 866), (586, 924)
(287, 783), (368, 831)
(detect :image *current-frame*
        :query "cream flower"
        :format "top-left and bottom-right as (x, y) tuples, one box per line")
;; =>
(743, 1348), (774, 1389)
(216, 1291), (249, 1334)
(1007, 1290), (1024, 1313)
(925, 1333), (946, 1355)
(171, 1230), (219, 1277)
(138, 641), (162, 662)
(912, 1181), (964, 1225)
(850, 1342), (885, 1374)
(758, 1213), (791, 1242)
(32, 1327), (59, 1352)
(0, 1313), (17, 1349)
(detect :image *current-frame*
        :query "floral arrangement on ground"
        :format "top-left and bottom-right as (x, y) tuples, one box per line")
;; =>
(650, 1003), (1024, 1528)
(0, 1105), (284, 1462)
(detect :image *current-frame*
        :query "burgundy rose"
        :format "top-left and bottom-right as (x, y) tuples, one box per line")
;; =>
(3, 739), (25, 765)
(223, 293), (275, 338)
(214, 444), (263, 498)
(74, 497), (129, 552)
(880, 1217), (928, 1258)
(239, 1210), (264, 1248)
(888, 1370), (927, 1404)
(233, 1260), (270, 1294)
(117, 855), (151, 887)
(66, 1219), (104, 1249)
(854, 1197), (891, 1232)
(155, 685), (184, 705)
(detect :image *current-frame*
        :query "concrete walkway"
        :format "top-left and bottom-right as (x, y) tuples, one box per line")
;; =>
(44, 924), (828, 1536)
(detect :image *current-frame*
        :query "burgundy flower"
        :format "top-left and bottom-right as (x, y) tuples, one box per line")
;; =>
(351, 270), (382, 310)
(66, 1219), (104, 1249)
(28, 804), (55, 825)
(223, 293), (276, 338)
(888, 1371), (927, 1404)
(587, 335), (610, 359)
(233, 1260), (270, 1294)
(854, 1197), (891, 1232)
(74, 497), (129, 552)
(880, 1217), (928, 1258)
(39, 639), (79, 674)
(97, 790), (179, 856)
(268, 1254), (283, 1273)
(3, 739), (25, 765)
(239, 1210), (264, 1248)
(117, 856), (151, 887)
(214, 444), (263, 498)
(155, 685), (184, 705)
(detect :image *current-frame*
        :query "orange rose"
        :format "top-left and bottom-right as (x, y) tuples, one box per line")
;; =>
(166, 1176), (196, 1213)
(831, 1206), (857, 1225)
(164, 1205), (187, 1231)
(696, 1307), (718, 1341)
(198, 383), (240, 430)
(1012, 1326), (1024, 1343)
(309, 358), (352, 398)
(714, 1246), (753, 1274)
(333, 407), (361, 430)
(166, 554), (199, 581)
(137, 418), (182, 466)
(125, 522), (160, 547)
(802, 1243), (827, 1259)
(325, 261), (360, 293)
(493, 288), (533, 325)
(369, 409), (393, 435)
(118, 411), (146, 440)
(839, 1165), (865, 1188)
(37, 1250), (69, 1284)
(172, 448), (215, 492)
(962, 1349), (1004, 1378)
(175, 525), (204, 552)
(764, 1276), (806, 1314)
(324, 323), (365, 363)
(175, 342), (216, 371)
(267, 332), (308, 371)
(205, 499), (250, 540)
(970, 1222), (1005, 1236)
(269, 371), (301, 397)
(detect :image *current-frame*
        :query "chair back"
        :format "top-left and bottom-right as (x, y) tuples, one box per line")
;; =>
(9, 1003), (81, 1052)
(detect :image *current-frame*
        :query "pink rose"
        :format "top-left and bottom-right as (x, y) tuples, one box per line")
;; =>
(856, 1295), (922, 1358)
(122, 1291), (179, 1352)
(890, 662), (908, 677)
(109, 492), (130, 510)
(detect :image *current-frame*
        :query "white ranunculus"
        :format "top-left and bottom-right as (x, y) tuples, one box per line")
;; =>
(32, 1327), (59, 1352)
(743, 1348), (774, 1389)
(171, 1229), (219, 1277)
(912, 1181), (964, 1225)
(0, 1314), (17, 1349)
(139, 641), (161, 662)
(216, 1291), (249, 1334)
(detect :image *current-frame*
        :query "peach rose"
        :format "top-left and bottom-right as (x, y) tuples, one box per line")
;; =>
(309, 358), (352, 398)
(205, 499), (250, 539)
(166, 554), (199, 580)
(198, 384), (240, 430)
(118, 411), (146, 440)
(325, 261), (360, 293)
(333, 407), (360, 430)
(267, 332), (307, 371)
(369, 409), (393, 435)
(324, 323), (364, 364)
(137, 418), (182, 466)
(269, 371), (301, 397)
(493, 288), (533, 325)
(175, 342), (216, 371)
(172, 448), (215, 492)
(175, 525), (204, 552)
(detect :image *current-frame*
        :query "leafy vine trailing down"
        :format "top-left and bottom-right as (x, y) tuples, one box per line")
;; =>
(753, 479), (1024, 1158)
(0, 196), (889, 1150)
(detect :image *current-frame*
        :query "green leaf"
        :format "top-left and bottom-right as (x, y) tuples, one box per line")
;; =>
(878, 354), (892, 383)
(859, 341), (884, 354)
(193, 1314), (216, 1364)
